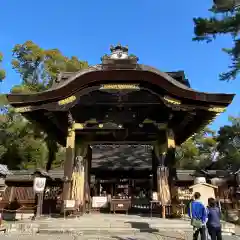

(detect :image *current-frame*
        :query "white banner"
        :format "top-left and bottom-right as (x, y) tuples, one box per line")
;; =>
(92, 196), (108, 208)
(33, 177), (46, 193)
(64, 200), (76, 209)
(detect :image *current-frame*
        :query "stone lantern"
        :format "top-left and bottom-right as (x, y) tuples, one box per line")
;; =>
(213, 0), (240, 10)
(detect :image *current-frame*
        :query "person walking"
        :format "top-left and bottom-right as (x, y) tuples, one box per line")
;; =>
(207, 198), (222, 240)
(188, 192), (208, 240)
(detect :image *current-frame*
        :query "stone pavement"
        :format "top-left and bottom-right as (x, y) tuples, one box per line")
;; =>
(1, 214), (238, 239)
(37, 214), (235, 235)
(0, 233), (239, 240)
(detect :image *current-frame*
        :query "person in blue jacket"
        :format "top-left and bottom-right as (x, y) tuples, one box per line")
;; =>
(207, 198), (222, 240)
(188, 192), (208, 240)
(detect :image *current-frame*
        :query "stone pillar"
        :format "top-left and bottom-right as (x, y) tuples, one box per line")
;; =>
(62, 124), (75, 212)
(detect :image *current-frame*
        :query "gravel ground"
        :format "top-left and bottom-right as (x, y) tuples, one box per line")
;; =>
(0, 232), (239, 240)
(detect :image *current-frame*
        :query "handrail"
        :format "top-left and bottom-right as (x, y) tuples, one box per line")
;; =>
(0, 205), (37, 213)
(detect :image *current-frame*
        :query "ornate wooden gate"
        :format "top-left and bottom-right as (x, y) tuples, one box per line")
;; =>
(43, 184), (63, 214)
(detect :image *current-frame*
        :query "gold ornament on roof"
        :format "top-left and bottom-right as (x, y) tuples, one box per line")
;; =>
(100, 84), (140, 90)
(15, 106), (32, 113)
(58, 95), (76, 106)
(207, 106), (226, 113)
(163, 96), (181, 105)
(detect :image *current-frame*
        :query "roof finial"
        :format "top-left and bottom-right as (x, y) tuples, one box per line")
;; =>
(101, 44), (139, 63)
(110, 44), (128, 54)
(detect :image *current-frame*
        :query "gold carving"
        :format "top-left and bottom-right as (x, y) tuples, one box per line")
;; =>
(163, 96), (181, 105)
(73, 123), (84, 130)
(58, 95), (76, 105)
(143, 118), (154, 123)
(85, 119), (98, 124)
(156, 123), (167, 130)
(100, 84), (140, 90)
(207, 106), (226, 113)
(167, 129), (175, 148)
(15, 106), (32, 113)
(66, 127), (75, 148)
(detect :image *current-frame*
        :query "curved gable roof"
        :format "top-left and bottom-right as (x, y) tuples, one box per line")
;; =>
(7, 64), (235, 106)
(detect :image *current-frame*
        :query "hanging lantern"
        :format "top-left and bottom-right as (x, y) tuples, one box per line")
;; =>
(213, 0), (240, 10)
(211, 177), (226, 186)
(194, 177), (206, 184)
(236, 173), (240, 184)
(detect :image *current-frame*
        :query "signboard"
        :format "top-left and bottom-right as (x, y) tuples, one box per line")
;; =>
(33, 177), (46, 193)
(64, 200), (76, 209)
(90, 175), (95, 183)
(92, 196), (108, 208)
(100, 84), (140, 90)
(152, 192), (158, 201)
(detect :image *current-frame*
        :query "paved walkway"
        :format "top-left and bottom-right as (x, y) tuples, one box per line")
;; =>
(1, 214), (238, 239)
(0, 233), (239, 240)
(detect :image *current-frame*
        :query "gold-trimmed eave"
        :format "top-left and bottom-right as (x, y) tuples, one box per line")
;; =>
(13, 94), (78, 113)
(6, 66), (235, 105)
(162, 95), (229, 113)
(163, 96), (181, 105)
(182, 109), (224, 143)
(172, 102), (227, 145)
(58, 95), (77, 106)
(99, 84), (140, 90)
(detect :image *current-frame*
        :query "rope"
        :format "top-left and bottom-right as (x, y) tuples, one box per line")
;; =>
(0, 205), (37, 213)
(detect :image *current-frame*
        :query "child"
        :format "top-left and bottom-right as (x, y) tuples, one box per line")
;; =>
(207, 198), (222, 240)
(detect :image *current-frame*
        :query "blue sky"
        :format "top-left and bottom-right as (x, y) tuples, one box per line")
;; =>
(0, 0), (239, 131)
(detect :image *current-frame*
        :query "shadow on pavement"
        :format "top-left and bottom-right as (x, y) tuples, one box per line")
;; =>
(125, 221), (158, 233)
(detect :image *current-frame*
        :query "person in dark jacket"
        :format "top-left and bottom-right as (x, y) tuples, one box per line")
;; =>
(207, 198), (222, 240)
(188, 192), (208, 240)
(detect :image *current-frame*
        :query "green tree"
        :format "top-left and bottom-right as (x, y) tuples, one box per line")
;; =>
(193, 2), (240, 80)
(0, 94), (8, 113)
(11, 41), (88, 92)
(0, 52), (5, 82)
(175, 138), (200, 169)
(176, 128), (217, 169)
(0, 109), (48, 169)
(1, 41), (88, 170)
(215, 116), (240, 170)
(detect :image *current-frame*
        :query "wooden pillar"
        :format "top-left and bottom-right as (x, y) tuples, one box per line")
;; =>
(62, 124), (75, 212)
(36, 192), (44, 218)
(151, 149), (157, 192)
(71, 142), (88, 213)
(154, 140), (168, 218)
(155, 128), (176, 218)
(84, 145), (92, 213)
(166, 129), (177, 217)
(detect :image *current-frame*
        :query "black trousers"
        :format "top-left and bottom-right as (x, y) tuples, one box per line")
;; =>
(193, 226), (207, 240)
(207, 226), (222, 240)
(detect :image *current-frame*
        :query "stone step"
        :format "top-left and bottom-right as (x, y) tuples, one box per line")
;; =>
(40, 224), (192, 229)
(4, 223), (235, 237)
(38, 227), (193, 235)
(5, 223), (39, 234)
(38, 227), (236, 236)
(4, 215), (236, 236)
